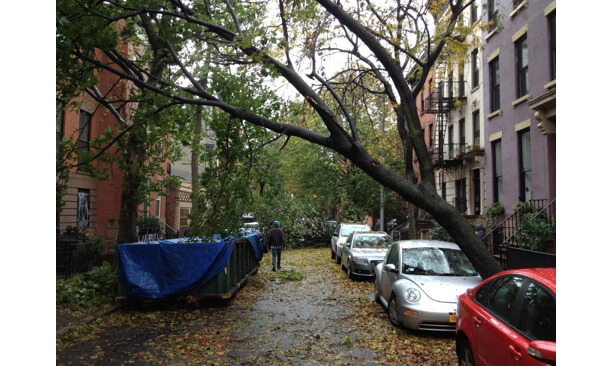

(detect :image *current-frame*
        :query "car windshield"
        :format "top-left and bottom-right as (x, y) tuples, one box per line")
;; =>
(353, 235), (392, 248)
(340, 225), (370, 236)
(402, 247), (478, 276)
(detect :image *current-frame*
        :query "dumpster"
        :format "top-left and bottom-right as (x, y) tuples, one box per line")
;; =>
(117, 233), (263, 303)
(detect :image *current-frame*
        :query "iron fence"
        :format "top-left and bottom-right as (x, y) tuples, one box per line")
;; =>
(56, 238), (102, 279)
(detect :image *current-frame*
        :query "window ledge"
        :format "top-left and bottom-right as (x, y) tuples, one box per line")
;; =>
(512, 94), (531, 107)
(485, 27), (499, 42)
(471, 85), (480, 93)
(544, 79), (556, 90)
(487, 109), (502, 120)
(509, 1), (528, 19)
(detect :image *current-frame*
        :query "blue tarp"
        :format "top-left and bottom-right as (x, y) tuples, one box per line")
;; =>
(118, 233), (263, 299)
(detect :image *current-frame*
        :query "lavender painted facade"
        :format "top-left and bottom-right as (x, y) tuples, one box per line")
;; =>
(482, 0), (556, 212)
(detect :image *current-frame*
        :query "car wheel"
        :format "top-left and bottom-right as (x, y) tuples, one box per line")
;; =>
(458, 340), (475, 366)
(388, 295), (402, 328)
(331, 249), (335, 260)
(336, 254), (341, 264)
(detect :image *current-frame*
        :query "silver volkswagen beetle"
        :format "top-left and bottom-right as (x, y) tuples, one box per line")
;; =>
(340, 231), (392, 279)
(374, 240), (481, 332)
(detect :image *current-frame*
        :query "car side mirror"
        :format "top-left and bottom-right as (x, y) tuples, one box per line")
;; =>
(527, 341), (555, 364)
(332, 233), (338, 237)
(384, 263), (397, 273)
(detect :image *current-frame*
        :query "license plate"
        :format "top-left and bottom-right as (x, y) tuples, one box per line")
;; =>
(449, 313), (457, 323)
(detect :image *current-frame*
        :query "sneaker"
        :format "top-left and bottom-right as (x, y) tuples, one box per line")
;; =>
(272, 267), (276, 272)
(278, 266), (281, 270)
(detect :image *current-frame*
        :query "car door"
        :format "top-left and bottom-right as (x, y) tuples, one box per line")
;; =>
(471, 276), (527, 366)
(331, 225), (340, 254)
(380, 243), (400, 302)
(510, 280), (556, 365)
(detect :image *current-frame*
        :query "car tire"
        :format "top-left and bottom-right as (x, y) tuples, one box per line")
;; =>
(336, 254), (341, 264)
(331, 249), (336, 260)
(388, 295), (402, 328)
(458, 340), (475, 366)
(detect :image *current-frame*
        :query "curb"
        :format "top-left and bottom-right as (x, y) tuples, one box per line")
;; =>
(56, 302), (125, 337)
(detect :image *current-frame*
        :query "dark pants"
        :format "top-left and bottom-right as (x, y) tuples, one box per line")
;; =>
(272, 248), (282, 269)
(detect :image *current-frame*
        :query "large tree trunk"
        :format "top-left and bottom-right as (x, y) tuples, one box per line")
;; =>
(117, 130), (146, 244)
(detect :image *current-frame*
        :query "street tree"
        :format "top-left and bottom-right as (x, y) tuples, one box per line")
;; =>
(57, 0), (501, 277)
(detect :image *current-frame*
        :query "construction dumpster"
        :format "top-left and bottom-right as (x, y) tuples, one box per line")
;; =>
(117, 233), (263, 303)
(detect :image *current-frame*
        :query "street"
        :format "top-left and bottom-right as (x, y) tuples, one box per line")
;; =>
(57, 247), (457, 365)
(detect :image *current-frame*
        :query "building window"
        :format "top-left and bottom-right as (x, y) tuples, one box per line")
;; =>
(78, 111), (92, 171)
(155, 196), (162, 218)
(515, 35), (529, 98)
(519, 130), (532, 202)
(421, 93), (425, 112)
(471, 49), (480, 88)
(205, 144), (215, 152)
(513, 0), (523, 8)
(470, 2), (478, 23)
(488, 0), (498, 30)
(492, 140), (503, 203)
(180, 207), (190, 227)
(473, 169), (481, 215)
(57, 100), (64, 152)
(549, 11), (556, 80)
(459, 58), (466, 97)
(455, 179), (467, 214)
(459, 118), (466, 154)
(77, 189), (90, 231)
(472, 110), (480, 146)
(448, 124), (454, 159)
(489, 57), (500, 112)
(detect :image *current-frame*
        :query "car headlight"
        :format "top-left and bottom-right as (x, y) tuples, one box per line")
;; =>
(403, 288), (421, 303)
(352, 257), (368, 265)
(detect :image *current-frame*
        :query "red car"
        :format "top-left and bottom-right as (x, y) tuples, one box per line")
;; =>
(456, 268), (555, 366)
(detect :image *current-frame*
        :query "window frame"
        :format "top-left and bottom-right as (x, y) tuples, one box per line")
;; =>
(489, 57), (500, 112)
(518, 129), (532, 202)
(459, 118), (466, 153)
(492, 139), (503, 203)
(471, 49), (480, 88)
(488, 0), (498, 30)
(76, 189), (91, 231)
(515, 34), (529, 98)
(548, 10), (556, 81)
(77, 110), (92, 171)
(472, 110), (480, 146)
(470, 2), (478, 24)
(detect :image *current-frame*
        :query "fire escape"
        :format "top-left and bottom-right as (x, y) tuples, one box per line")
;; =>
(424, 79), (467, 171)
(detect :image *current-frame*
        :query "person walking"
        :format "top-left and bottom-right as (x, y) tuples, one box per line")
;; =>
(268, 220), (285, 271)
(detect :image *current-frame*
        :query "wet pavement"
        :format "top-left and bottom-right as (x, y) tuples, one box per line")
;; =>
(57, 248), (457, 365)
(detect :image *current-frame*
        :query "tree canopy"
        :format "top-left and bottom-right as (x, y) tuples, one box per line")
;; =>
(57, 0), (502, 277)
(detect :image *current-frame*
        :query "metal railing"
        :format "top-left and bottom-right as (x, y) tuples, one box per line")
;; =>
(424, 81), (468, 113)
(56, 238), (102, 278)
(483, 199), (549, 255)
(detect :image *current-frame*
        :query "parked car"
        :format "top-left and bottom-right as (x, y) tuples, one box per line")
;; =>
(242, 222), (261, 234)
(331, 223), (372, 264)
(374, 240), (481, 331)
(340, 231), (392, 279)
(455, 268), (556, 366)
